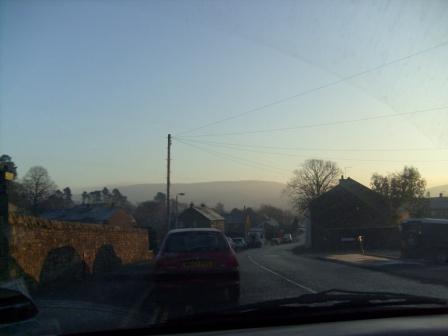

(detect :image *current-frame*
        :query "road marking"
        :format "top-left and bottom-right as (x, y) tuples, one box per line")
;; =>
(248, 255), (317, 294)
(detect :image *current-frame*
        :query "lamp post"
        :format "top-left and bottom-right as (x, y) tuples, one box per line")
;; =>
(175, 193), (185, 229)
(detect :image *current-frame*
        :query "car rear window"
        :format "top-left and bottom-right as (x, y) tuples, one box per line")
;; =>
(164, 231), (229, 253)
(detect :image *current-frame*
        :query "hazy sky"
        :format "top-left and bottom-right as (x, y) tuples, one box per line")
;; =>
(1, 0), (448, 189)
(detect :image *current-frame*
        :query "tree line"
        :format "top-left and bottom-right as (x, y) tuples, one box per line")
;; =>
(80, 188), (131, 209)
(1, 155), (131, 215)
(2, 154), (429, 225)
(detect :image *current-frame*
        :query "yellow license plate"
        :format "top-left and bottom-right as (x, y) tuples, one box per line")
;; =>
(183, 261), (214, 268)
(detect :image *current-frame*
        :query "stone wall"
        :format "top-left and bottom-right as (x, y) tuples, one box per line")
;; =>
(7, 214), (152, 283)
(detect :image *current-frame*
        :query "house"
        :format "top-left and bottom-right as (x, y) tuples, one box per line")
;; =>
(260, 215), (279, 229)
(309, 176), (397, 250)
(225, 211), (247, 238)
(224, 207), (273, 238)
(177, 204), (225, 231)
(247, 215), (278, 241)
(40, 204), (136, 228)
(429, 194), (448, 219)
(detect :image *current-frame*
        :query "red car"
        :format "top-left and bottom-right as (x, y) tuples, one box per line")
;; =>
(153, 228), (240, 304)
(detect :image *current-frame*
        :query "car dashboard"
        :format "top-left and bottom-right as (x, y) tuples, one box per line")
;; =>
(169, 314), (448, 336)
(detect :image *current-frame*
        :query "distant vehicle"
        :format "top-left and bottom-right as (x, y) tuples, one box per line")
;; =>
(271, 237), (282, 245)
(282, 234), (293, 244)
(154, 228), (240, 304)
(232, 237), (247, 250)
(247, 237), (262, 248)
(247, 230), (264, 248)
(226, 236), (236, 250)
(400, 218), (448, 261)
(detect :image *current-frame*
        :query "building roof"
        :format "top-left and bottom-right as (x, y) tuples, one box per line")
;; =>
(338, 177), (380, 200)
(430, 197), (448, 210)
(40, 205), (121, 223)
(226, 207), (264, 226)
(191, 206), (224, 221)
(317, 177), (389, 209)
(225, 213), (245, 224)
(263, 216), (279, 227)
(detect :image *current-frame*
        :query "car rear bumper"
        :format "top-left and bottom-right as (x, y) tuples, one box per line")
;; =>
(153, 271), (239, 303)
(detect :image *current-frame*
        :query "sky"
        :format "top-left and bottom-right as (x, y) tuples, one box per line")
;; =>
(1, 0), (448, 190)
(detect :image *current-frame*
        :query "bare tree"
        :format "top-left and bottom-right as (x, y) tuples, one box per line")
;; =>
(22, 166), (57, 214)
(286, 159), (341, 213)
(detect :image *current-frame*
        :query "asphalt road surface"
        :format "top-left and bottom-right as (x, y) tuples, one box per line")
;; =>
(239, 243), (448, 304)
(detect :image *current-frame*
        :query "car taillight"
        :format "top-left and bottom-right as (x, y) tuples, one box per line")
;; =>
(226, 253), (239, 268)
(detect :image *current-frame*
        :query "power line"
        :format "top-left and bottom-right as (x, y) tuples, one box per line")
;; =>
(175, 141), (289, 176)
(177, 39), (448, 136)
(178, 105), (448, 138)
(176, 138), (290, 173)
(178, 138), (448, 163)
(175, 138), (290, 175)
(174, 138), (448, 153)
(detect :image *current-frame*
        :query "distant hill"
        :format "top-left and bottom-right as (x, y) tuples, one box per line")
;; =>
(428, 184), (448, 198)
(75, 180), (289, 210)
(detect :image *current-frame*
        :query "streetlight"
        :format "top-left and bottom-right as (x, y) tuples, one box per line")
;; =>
(175, 193), (186, 229)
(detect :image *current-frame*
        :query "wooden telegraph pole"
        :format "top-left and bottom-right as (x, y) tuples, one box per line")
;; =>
(166, 134), (172, 231)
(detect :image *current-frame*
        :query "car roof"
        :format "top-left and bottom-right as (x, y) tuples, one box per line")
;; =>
(167, 228), (222, 234)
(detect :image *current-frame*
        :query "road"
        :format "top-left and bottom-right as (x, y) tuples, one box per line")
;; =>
(32, 242), (448, 332)
(239, 243), (448, 304)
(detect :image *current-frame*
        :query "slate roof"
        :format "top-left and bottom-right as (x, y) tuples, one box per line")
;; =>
(225, 213), (245, 224)
(41, 205), (119, 224)
(192, 206), (224, 221)
(263, 216), (279, 227)
(315, 177), (389, 210)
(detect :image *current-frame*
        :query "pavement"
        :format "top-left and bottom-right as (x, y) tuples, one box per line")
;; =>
(321, 253), (414, 267)
(315, 250), (448, 287)
(19, 243), (448, 333)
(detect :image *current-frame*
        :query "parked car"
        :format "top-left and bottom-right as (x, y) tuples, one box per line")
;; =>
(226, 236), (236, 250)
(282, 233), (293, 244)
(154, 228), (240, 304)
(232, 237), (247, 250)
(247, 238), (263, 248)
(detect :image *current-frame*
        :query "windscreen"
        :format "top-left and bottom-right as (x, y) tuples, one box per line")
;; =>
(1, 0), (448, 334)
(164, 232), (228, 253)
